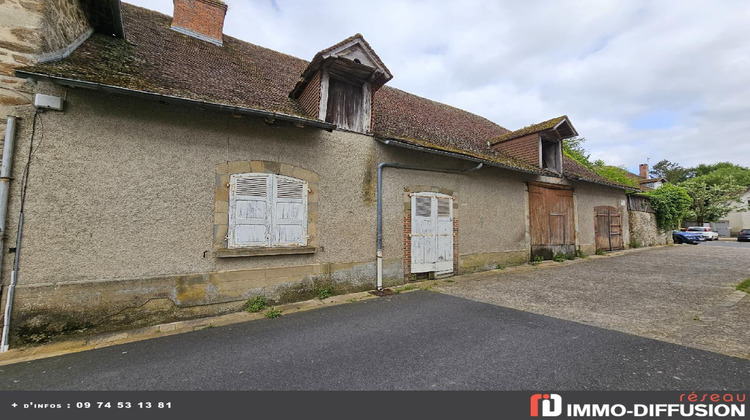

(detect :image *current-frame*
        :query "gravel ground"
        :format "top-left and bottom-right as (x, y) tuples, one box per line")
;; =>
(433, 245), (750, 359)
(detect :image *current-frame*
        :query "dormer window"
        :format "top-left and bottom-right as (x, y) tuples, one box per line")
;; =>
(290, 34), (392, 134)
(325, 76), (368, 132)
(541, 138), (562, 173)
(489, 115), (577, 173)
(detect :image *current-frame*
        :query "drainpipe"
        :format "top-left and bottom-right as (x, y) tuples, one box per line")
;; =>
(376, 155), (483, 290)
(0, 117), (17, 352)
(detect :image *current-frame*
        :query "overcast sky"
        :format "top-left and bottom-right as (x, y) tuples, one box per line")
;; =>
(126, 0), (750, 174)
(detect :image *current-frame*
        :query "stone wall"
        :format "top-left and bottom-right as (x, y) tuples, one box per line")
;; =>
(628, 210), (671, 247)
(0, 0), (91, 159)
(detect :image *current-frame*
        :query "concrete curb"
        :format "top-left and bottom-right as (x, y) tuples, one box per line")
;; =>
(0, 290), (382, 366)
(0, 245), (664, 366)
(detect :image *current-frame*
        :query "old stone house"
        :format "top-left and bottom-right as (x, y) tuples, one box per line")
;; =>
(0, 0), (635, 347)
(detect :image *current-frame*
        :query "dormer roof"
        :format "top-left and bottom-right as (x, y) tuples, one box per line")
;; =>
(490, 115), (578, 145)
(290, 33), (392, 98)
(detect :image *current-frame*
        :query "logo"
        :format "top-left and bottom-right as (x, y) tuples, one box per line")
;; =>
(530, 393), (563, 417)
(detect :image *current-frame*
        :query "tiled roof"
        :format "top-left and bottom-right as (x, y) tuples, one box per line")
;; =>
(490, 116), (568, 144)
(16, 3), (623, 186)
(371, 87), (544, 172)
(21, 3), (311, 118)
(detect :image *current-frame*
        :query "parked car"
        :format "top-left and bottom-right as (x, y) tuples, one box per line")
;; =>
(673, 230), (706, 245)
(685, 226), (719, 241)
(738, 229), (750, 242)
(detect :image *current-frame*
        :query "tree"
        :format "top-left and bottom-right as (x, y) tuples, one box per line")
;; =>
(680, 177), (747, 224)
(689, 163), (750, 187)
(562, 137), (593, 169)
(645, 184), (692, 230)
(649, 160), (693, 184)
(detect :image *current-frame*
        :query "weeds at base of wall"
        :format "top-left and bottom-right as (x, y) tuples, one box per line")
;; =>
(737, 278), (750, 293)
(595, 249), (606, 256)
(576, 249), (587, 258)
(629, 238), (642, 249)
(531, 255), (544, 266)
(316, 286), (334, 300)
(244, 296), (267, 313)
(265, 308), (282, 319)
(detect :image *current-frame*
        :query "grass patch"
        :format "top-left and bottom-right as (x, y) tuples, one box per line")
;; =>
(552, 253), (566, 263)
(737, 278), (750, 293)
(443, 279), (455, 283)
(531, 255), (544, 266)
(495, 263), (506, 270)
(265, 308), (283, 319)
(244, 296), (267, 313)
(316, 286), (334, 300)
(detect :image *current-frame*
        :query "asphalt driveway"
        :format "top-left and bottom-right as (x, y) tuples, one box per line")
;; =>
(434, 244), (750, 359)
(1, 290), (748, 390)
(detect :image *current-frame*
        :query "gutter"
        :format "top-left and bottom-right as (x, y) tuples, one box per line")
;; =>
(0, 117), (18, 352)
(376, 161), (482, 290)
(14, 71), (336, 132)
(376, 138), (540, 175)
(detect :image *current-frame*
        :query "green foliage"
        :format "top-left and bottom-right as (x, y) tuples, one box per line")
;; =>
(562, 137), (594, 169)
(565, 253), (576, 260)
(316, 286), (334, 300)
(650, 160), (693, 184)
(595, 249), (606, 256)
(680, 177), (746, 224)
(495, 263), (506, 270)
(629, 238), (641, 249)
(552, 253), (566, 262)
(531, 255), (544, 265)
(645, 184), (692, 230)
(265, 308), (282, 319)
(591, 162), (641, 188)
(244, 296), (267, 313)
(689, 164), (750, 188)
(736, 278), (750, 293)
(576, 249), (587, 258)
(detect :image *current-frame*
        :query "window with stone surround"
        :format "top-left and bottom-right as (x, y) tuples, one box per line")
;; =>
(214, 161), (319, 257)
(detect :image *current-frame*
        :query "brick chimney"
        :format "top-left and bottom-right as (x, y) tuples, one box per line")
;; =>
(639, 163), (648, 179)
(171, 0), (227, 46)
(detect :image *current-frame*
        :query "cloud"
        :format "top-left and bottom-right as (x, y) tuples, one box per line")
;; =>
(126, 0), (750, 169)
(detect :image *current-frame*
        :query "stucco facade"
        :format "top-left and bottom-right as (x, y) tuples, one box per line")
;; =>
(0, 86), (632, 344)
(0, 1), (637, 346)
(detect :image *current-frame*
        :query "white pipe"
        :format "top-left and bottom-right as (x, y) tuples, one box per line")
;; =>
(0, 116), (18, 352)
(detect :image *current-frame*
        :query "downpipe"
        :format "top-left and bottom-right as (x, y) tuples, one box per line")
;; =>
(0, 117), (18, 352)
(376, 156), (482, 290)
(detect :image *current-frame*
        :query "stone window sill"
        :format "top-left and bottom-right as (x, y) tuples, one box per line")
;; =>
(215, 246), (317, 258)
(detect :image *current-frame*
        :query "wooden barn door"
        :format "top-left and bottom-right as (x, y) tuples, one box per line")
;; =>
(594, 206), (623, 251)
(411, 193), (454, 274)
(528, 183), (576, 260)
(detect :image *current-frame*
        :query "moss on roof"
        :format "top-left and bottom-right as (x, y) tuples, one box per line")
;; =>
(563, 157), (638, 190)
(17, 4), (622, 189)
(490, 116), (568, 144)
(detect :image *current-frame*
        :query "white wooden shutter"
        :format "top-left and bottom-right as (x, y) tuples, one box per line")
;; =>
(411, 194), (436, 273)
(271, 175), (308, 246)
(411, 193), (453, 274)
(229, 173), (271, 247)
(435, 197), (454, 273)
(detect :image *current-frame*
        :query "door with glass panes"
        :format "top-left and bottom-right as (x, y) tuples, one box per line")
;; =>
(411, 192), (454, 274)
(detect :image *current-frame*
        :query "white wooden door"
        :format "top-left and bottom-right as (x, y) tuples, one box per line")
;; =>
(411, 193), (453, 274)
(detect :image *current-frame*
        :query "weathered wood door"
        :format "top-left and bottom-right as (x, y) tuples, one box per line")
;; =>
(325, 78), (364, 132)
(528, 184), (576, 259)
(594, 206), (623, 251)
(411, 192), (453, 274)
